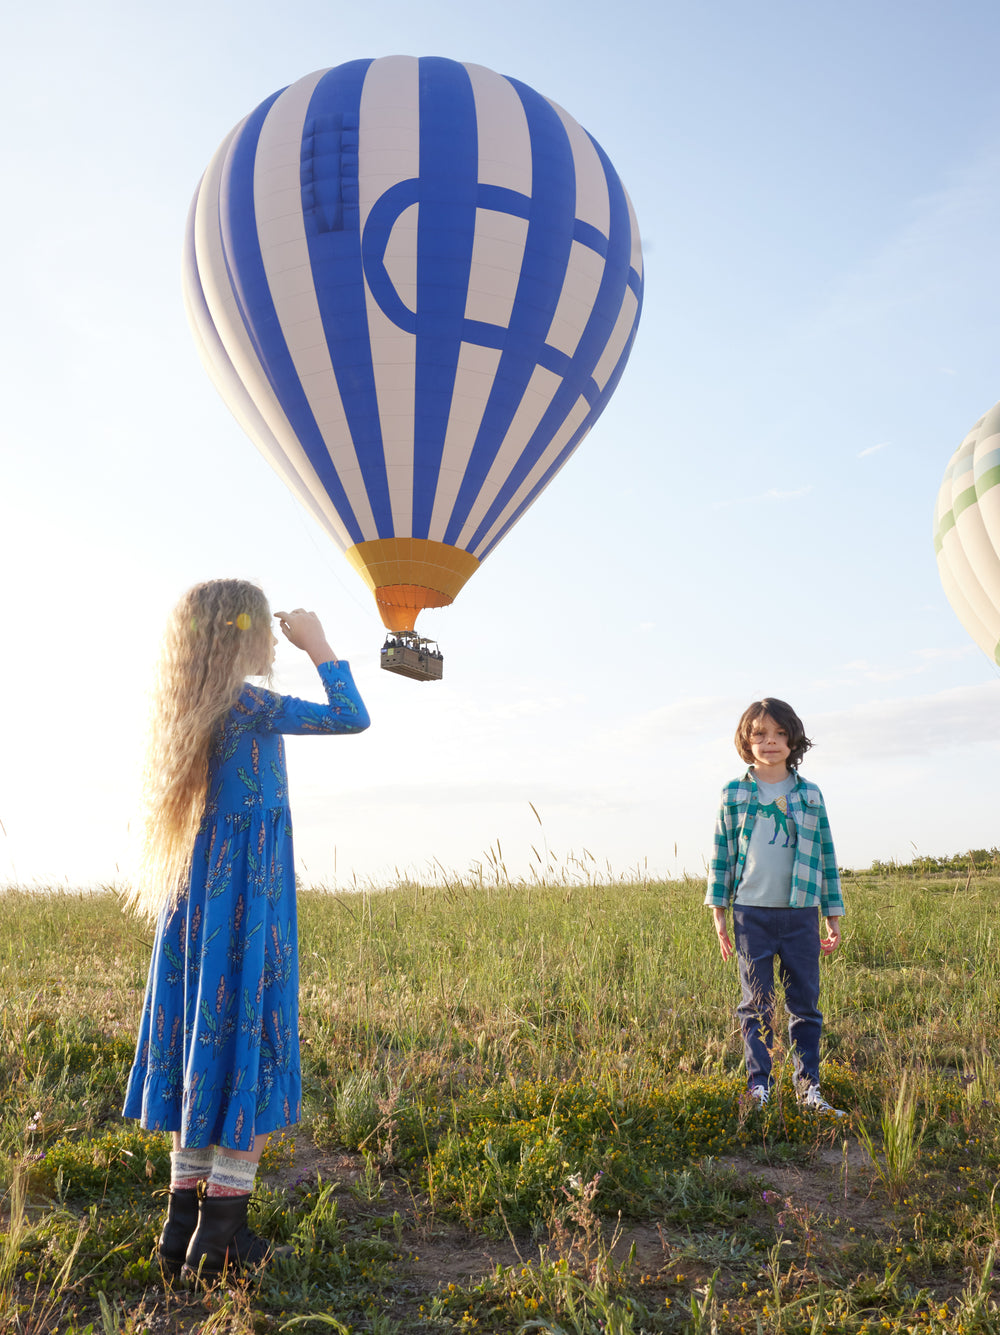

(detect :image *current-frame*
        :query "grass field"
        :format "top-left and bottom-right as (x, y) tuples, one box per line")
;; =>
(1, 867), (998, 1333)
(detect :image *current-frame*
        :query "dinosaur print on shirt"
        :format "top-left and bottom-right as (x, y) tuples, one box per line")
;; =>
(757, 795), (797, 848)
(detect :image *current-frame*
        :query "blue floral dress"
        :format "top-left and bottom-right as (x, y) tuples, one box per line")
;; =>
(123, 661), (369, 1149)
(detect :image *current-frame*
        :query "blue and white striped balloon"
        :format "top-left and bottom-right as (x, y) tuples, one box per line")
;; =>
(183, 56), (644, 632)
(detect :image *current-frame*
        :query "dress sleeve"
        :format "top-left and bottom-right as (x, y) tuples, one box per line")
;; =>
(235, 661), (371, 737)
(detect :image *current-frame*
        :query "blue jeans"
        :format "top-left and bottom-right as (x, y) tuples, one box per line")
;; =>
(732, 906), (822, 1090)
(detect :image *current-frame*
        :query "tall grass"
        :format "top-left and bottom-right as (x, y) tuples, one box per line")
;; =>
(293, 872), (1000, 1099)
(857, 1073), (926, 1203)
(2, 872), (1000, 1332)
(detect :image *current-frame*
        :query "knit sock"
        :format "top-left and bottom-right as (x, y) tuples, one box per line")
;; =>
(170, 1145), (214, 1191)
(206, 1148), (260, 1198)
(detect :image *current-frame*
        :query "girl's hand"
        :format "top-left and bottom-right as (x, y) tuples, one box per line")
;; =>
(273, 609), (339, 667)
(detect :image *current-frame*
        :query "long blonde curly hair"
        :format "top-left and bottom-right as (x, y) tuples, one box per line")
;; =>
(127, 579), (274, 919)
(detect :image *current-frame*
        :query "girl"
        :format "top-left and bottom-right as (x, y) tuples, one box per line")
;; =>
(704, 698), (845, 1116)
(122, 579), (370, 1279)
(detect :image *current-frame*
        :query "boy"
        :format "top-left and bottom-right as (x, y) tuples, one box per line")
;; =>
(705, 698), (845, 1115)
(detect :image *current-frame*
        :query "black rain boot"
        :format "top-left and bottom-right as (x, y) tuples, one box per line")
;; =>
(182, 1192), (271, 1281)
(157, 1187), (200, 1277)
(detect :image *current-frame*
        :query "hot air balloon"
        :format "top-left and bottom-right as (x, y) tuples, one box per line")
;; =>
(934, 400), (1000, 665)
(183, 56), (643, 679)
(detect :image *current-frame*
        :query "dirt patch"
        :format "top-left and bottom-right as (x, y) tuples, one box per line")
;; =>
(261, 1142), (529, 1288)
(718, 1143), (888, 1236)
(256, 1134), (891, 1302)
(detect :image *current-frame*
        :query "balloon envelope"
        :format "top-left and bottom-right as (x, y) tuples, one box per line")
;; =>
(934, 399), (1000, 664)
(183, 56), (644, 631)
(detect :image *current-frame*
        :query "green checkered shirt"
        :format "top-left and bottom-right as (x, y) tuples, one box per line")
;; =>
(705, 770), (845, 917)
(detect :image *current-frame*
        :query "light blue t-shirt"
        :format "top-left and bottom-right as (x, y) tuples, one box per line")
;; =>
(734, 775), (797, 907)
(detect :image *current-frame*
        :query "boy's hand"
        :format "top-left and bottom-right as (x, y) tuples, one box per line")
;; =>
(712, 907), (734, 961)
(821, 916), (841, 955)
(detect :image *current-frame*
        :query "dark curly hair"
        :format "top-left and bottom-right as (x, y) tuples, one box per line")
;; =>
(734, 698), (813, 771)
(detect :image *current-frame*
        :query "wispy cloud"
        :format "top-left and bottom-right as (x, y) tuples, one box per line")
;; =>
(812, 682), (1000, 762)
(604, 695), (747, 758)
(810, 645), (983, 688)
(601, 679), (1000, 769)
(805, 146), (1000, 338)
(811, 657), (915, 686)
(858, 441), (890, 458)
(309, 780), (632, 813)
(915, 644), (977, 663)
(712, 485), (813, 511)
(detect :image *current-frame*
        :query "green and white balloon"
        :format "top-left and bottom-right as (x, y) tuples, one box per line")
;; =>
(934, 400), (1000, 664)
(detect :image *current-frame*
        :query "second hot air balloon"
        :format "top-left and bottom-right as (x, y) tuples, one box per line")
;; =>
(183, 56), (644, 677)
(934, 400), (1000, 665)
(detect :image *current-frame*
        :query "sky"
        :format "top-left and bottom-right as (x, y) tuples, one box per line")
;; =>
(4, 0), (1000, 892)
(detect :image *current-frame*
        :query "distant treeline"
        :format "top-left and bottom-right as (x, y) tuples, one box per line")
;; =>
(844, 848), (1000, 878)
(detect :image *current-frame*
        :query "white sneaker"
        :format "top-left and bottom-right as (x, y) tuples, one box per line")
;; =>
(798, 1083), (846, 1117)
(749, 1084), (770, 1107)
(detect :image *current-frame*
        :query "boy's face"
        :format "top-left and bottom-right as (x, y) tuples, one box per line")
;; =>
(748, 713), (790, 773)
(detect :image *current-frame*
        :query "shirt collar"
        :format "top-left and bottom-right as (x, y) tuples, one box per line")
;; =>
(745, 766), (801, 790)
